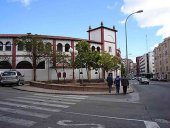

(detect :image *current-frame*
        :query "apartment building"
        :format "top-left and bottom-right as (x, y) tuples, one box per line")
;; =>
(136, 56), (141, 76)
(139, 52), (155, 78)
(122, 58), (135, 78)
(153, 36), (170, 80)
(0, 22), (120, 81)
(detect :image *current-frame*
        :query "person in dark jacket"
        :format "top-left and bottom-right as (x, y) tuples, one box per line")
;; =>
(106, 73), (113, 93)
(121, 76), (129, 94)
(114, 75), (121, 94)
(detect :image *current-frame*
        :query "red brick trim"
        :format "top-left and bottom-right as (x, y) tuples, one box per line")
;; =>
(12, 39), (16, 69)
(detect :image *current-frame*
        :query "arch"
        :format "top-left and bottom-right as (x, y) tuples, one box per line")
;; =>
(0, 61), (12, 69)
(107, 35), (114, 42)
(16, 61), (33, 69)
(5, 41), (11, 51)
(92, 46), (95, 51)
(65, 44), (70, 52)
(97, 47), (100, 52)
(0, 42), (3, 51)
(37, 61), (45, 69)
(57, 43), (63, 52)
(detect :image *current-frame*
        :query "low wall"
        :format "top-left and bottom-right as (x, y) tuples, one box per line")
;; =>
(30, 81), (115, 92)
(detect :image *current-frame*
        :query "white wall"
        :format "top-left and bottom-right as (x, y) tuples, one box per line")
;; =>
(90, 29), (101, 42)
(104, 42), (116, 56)
(104, 29), (115, 42)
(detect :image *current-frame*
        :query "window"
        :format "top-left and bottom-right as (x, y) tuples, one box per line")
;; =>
(109, 47), (112, 52)
(91, 46), (95, 51)
(17, 42), (24, 51)
(17, 71), (22, 76)
(65, 44), (70, 52)
(5, 42), (11, 51)
(57, 43), (63, 52)
(97, 47), (100, 52)
(44, 42), (52, 54)
(0, 42), (3, 51)
(46, 42), (52, 51)
(37, 42), (44, 52)
(25, 42), (32, 51)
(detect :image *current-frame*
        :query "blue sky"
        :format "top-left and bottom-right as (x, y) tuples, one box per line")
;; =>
(1, 0), (170, 62)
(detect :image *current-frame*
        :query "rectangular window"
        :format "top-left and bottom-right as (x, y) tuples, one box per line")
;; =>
(108, 47), (112, 52)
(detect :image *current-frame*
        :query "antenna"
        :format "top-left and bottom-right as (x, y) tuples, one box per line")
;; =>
(146, 34), (148, 52)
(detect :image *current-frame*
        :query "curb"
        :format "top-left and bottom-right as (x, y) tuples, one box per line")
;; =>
(12, 84), (134, 95)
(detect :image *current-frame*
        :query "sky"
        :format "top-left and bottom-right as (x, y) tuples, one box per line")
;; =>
(1, 0), (170, 62)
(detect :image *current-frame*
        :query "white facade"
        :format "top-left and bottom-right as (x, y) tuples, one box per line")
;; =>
(139, 52), (155, 77)
(0, 23), (120, 81)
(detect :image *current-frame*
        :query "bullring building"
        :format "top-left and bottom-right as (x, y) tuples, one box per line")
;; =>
(0, 22), (120, 81)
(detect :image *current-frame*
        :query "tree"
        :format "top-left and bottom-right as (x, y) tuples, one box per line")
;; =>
(98, 52), (123, 79)
(112, 56), (121, 76)
(75, 40), (100, 80)
(98, 52), (115, 78)
(17, 33), (52, 81)
(121, 63), (125, 76)
(50, 52), (71, 83)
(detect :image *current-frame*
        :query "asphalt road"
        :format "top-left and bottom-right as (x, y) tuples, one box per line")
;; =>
(0, 80), (170, 128)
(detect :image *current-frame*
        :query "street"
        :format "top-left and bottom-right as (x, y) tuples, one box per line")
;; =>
(0, 80), (170, 128)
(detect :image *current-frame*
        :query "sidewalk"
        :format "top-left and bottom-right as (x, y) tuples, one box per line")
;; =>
(13, 84), (134, 95)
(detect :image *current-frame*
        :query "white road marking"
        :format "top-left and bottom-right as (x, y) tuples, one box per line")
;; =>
(0, 106), (50, 118)
(0, 101), (60, 112)
(57, 120), (105, 128)
(64, 111), (161, 128)
(16, 97), (76, 105)
(34, 93), (88, 100)
(6, 98), (69, 108)
(144, 121), (160, 128)
(28, 95), (82, 102)
(0, 115), (36, 127)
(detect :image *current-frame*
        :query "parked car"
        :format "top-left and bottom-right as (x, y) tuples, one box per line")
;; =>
(0, 70), (24, 86)
(139, 78), (149, 84)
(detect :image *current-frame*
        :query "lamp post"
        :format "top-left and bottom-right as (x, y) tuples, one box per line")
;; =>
(125, 10), (143, 76)
(69, 48), (78, 82)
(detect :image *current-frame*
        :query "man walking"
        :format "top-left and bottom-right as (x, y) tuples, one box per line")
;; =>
(114, 76), (121, 94)
(106, 73), (113, 93)
(121, 76), (129, 94)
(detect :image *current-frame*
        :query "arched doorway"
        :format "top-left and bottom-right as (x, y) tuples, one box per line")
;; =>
(37, 61), (45, 69)
(16, 61), (33, 69)
(0, 61), (12, 69)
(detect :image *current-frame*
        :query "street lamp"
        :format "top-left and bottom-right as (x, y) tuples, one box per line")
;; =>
(125, 10), (143, 76)
(69, 47), (78, 82)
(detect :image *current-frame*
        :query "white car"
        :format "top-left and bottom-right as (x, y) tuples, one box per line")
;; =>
(139, 78), (149, 84)
(0, 70), (24, 86)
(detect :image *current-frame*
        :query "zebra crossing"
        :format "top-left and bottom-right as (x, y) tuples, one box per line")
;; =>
(0, 93), (88, 127)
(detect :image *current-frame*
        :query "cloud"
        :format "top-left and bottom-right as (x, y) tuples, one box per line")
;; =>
(121, 0), (170, 38)
(9, 0), (33, 7)
(150, 43), (159, 51)
(107, 2), (118, 10)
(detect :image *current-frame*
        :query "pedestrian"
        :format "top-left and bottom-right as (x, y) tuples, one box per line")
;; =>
(114, 75), (121, 94)
(106, 73), (113, 93)
(121, 75), (129, 94)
